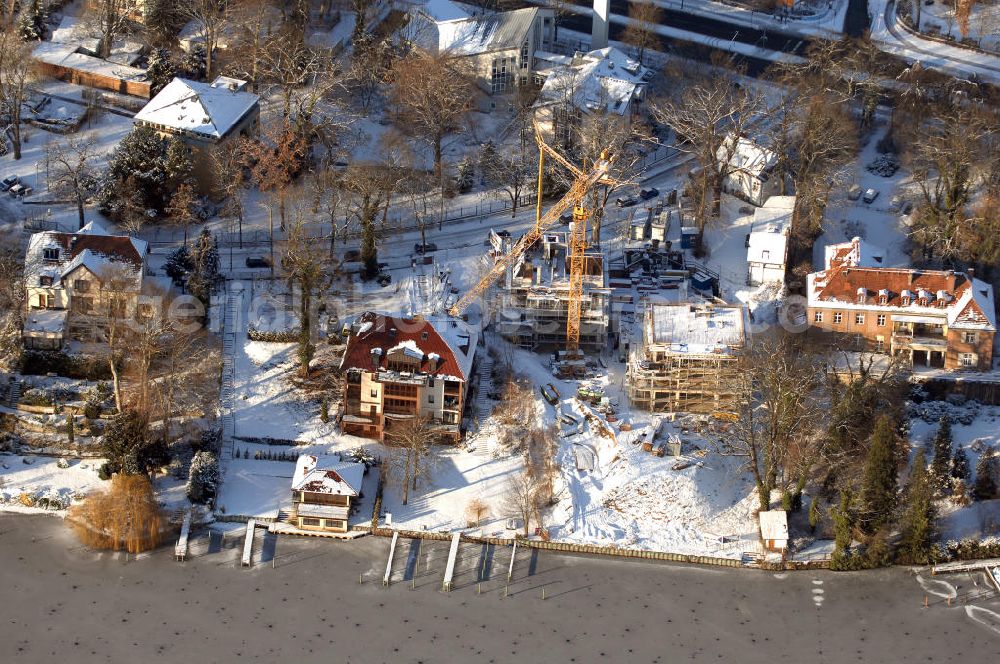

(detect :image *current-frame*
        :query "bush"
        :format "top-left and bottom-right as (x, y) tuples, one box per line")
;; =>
(97, 462), (113, 481)
(20, 351), (112, 380)
(186, 451), (219, 504)
(247, 327), (300, 342)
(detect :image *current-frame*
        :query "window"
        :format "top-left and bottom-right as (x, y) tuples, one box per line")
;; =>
(813, 311), (823, 323)
(964, 331), (978, 344)
(960, 353), (976, 367)
(42, 247), (59, 261)
(38, 294), (52, 308)
(301, 518), (321, 527)
(878, 295), (888, 305)
(875, 339), (885, 351)
(761, 250), (770, 261)
(833, 312), (843, 324)
(370, 388), (378, 398)
(421, 331), (428, 341)
(73, 280), (89, 293)
(427, 378), (434, 388)
(324, 519), (344, 529)
(877, 314), (886, 327)
(39, 276), (53, 287)
(137, 303), (153, 320)
(427, 394), (435, 404)
(491, 57), (513, 94)
(855, 313), (865, 325)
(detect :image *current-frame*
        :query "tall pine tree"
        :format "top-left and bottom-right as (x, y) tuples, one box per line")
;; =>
(16, 0), (47, 41)
(974, 453), (998, 501)
(951, 446), (970, 482)
(898, 449), (937, 565)
(930, 415), (953, 495)
(860, 415), (898, 533)
(830, 489), (855, 570)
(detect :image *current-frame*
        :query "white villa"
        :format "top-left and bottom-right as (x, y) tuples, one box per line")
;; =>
(533, 47), (651, 147)
(718, 134), (780, 207)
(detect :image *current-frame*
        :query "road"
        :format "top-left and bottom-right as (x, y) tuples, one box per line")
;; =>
(1, 514), (998, 663)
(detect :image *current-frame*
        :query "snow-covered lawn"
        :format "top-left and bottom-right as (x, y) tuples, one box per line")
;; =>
(914, 0), (1000, 53)
(0, 454), (103, 514)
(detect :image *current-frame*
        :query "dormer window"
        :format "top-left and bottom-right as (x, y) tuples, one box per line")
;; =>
(389, 328), (397, 338)
(856, 287), (867, 304)
(878, 289), (889, 305)
(421, 331), (429, 341)
(43, 247), (59, 261)
(901, 290), (913, 306)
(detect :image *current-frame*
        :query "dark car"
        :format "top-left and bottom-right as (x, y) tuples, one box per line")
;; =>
(639, 188), (659, 201)
(245, 256), (271, 269)
(1, 175), (19, 191)
(414, 242), (438, 254)
(615, 196), (638, 208)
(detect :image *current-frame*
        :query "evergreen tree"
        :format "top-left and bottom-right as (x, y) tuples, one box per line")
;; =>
(898, 449), (937, 565)
(188, 229), (220, 310)
(146, 48), (177, 96)
(930, 415), (953, 495)
(16, 0), (47, 41)
(99, 126), (171, 214)
(100, 410), (168, 475)
(808, 495), (820, 533)
(974, 453), (998, 501)
(186, 451), (219, 504)
(164, 245), (193, 287)
(860, 415), (899, 533)
(830, 489), (855, 569)
(164, 138), (194, 190)
(66, 412), (74, 445)
(951, 446), (970, 482)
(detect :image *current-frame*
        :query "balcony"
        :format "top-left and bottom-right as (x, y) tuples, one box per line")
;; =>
(891, 333), (947, 351)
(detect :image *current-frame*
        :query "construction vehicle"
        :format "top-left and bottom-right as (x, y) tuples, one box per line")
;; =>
(447, 123), (620, 361)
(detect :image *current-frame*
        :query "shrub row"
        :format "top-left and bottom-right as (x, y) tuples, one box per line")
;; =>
(19, 351), (112, 380)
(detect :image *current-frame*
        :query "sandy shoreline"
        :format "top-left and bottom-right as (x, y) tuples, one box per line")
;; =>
(0, 514), (997, 663)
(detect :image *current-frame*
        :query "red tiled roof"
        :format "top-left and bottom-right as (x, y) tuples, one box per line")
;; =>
(341, 312), (469, 381)
(814, 266), (966, 308)
(54, 233), (144, 268)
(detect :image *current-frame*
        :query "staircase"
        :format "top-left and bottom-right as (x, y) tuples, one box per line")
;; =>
(220, 286), (241, 459)
(6, 379), (22, 408)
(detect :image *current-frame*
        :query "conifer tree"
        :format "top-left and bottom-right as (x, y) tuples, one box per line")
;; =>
(16, 0), (47, 41)
(861, 415), (899, 533)
(808, 495), (820, 533)
(830, 489), (855, 569)
(898, 449), (937, 565)
(951, 446), (970, 482)
(930, 415), (953, 495)
(974, 452), (998, 501)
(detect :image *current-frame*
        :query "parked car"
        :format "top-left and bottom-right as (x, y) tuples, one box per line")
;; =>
(615, 195), (638, 208)
(9, 183), (31, 198)
(863, 188), (879, 204)
(1, 175), (19, 191)
(847, 184), (862, 201)
(639, 187), (659, 201)
(245, 256), (270, 268)
(414, 242), (438, 254)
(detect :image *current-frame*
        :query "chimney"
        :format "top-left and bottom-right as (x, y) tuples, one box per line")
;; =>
(967, 267), (975, 282)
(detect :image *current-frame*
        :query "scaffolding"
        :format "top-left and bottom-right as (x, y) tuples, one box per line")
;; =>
(626, 303), (747, 414)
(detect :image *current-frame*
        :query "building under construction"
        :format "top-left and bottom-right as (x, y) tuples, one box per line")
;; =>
(496, 231), (611, 351)
(627, 302), (748, 414)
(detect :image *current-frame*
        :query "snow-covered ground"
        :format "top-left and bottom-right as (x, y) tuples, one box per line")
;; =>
(913, 0), (1000, 53)
(0, 454), (103, 513)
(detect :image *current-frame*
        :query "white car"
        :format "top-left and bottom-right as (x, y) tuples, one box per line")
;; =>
(862, 188), (879, 204)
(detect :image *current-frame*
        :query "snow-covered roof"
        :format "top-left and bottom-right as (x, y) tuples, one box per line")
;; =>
(824, 236), (885, 270)
(291, 455), (365, 496)
(535, 47), (649, 116)
(134, 77), (259, 140)
(409, 4), (545, 56)
(24, 225), (147, 290)
(758, 510), (788, 541)
(718, 134), (777, 179)
(341, 311), (477, 382)
(646, 303), (747, 355)
(22, 309), (68, 336)
(747, 196), (793, 266)
(32, 42), (148, 83)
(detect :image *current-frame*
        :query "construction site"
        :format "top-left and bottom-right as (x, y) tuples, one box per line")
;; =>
(626, 303), (748, 414)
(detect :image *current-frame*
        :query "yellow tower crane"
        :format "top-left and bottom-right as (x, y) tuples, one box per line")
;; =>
(448, 123), (618, 359)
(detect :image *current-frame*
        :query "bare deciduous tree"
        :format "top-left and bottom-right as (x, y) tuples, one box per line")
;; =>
(179, 0), (231, 81)
(716, 335), (823, 513)
(504, 469), (539, 536)
(47, 137), (97, 230)
(0, 232), (24, 371)
(389, 51), (476, 183)
(621, 0), (663, 65)
(650, 77), (766, 237)
(386, 416), (437, 505)
(282, 205), (333, 377)
(69, 474), (164, 553)
(84, 0), (137, 59)
(0, 28), (36, 160)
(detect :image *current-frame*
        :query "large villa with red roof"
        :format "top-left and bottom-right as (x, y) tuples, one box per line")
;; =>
(339, 311), (478, 442)
(807, 238), (996, 371)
